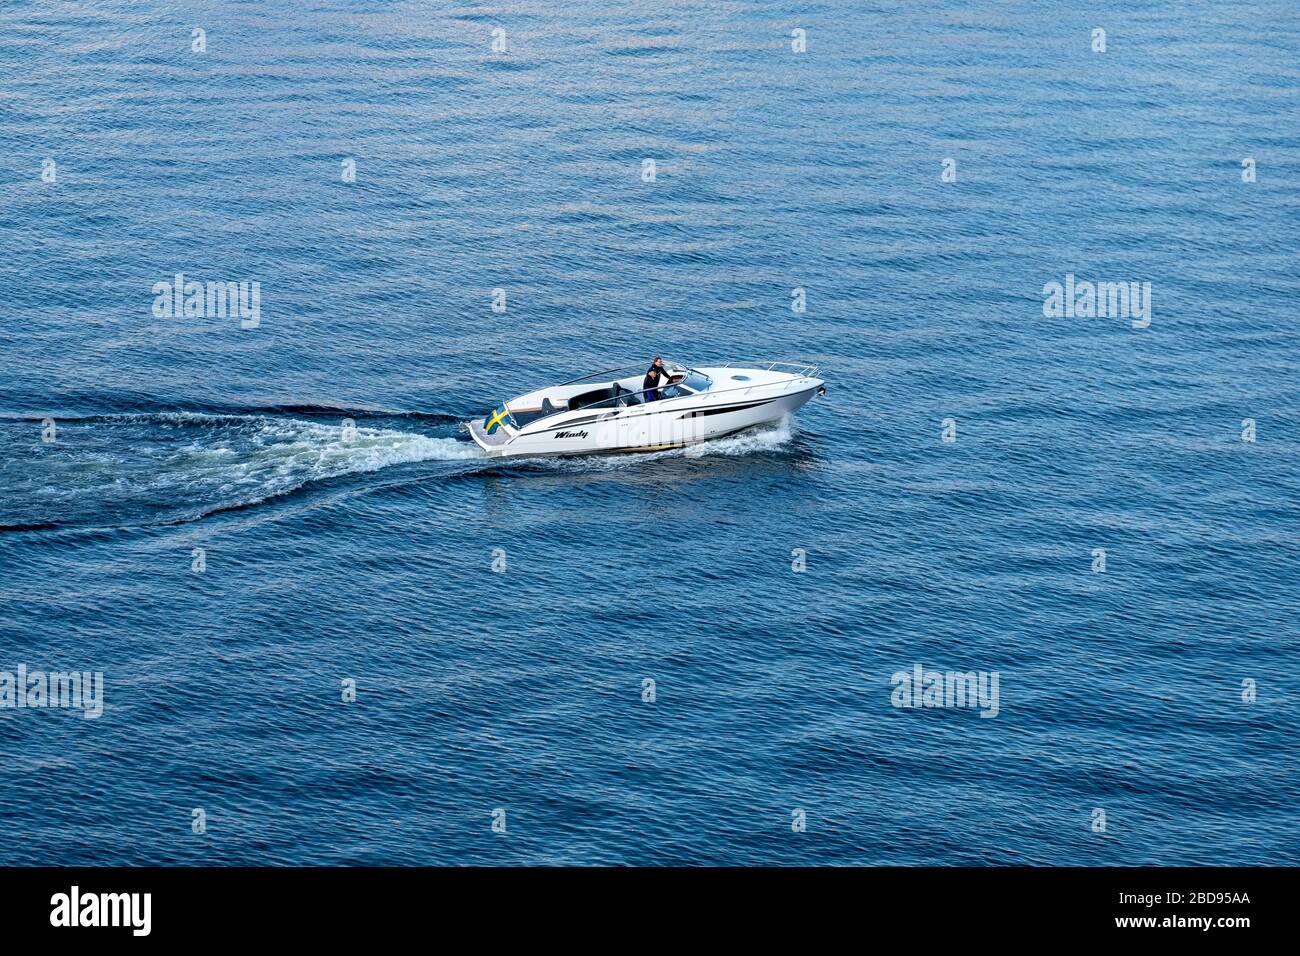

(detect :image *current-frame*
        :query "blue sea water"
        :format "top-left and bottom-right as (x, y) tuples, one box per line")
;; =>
(1, 0), (1297, 865)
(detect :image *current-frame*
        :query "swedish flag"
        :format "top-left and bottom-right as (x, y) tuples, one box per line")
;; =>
(484, 405), (511, 435)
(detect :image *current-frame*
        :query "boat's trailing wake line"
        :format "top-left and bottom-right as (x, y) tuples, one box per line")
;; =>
(0, 403), (463, 425)
(0, 412), (798, 531)
(0, 412), (482, 531)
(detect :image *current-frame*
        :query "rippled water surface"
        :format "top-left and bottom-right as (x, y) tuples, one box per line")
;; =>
(1, 0), (1298, 865)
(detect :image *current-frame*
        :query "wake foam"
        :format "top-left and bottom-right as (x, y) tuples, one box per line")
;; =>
(683, 418), (795, 457)
(0, 412), (482, 529)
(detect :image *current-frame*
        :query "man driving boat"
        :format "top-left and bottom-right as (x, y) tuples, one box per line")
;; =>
(642, 356), (669, 401)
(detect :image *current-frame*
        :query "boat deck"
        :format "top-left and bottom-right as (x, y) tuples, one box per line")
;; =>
(468, 418), (512, 448)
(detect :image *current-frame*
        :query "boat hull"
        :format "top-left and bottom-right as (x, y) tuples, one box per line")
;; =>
(474, 384), (818, 459)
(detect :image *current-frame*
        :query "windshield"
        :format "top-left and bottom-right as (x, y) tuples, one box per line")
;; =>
(679, 370), (711, 392)
(657, 369), (710, 399)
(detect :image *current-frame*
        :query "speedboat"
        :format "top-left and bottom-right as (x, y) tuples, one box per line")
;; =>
(465, 361), (825, 458)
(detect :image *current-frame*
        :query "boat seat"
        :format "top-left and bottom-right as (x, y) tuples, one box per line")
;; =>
(542, 397), (562, 415)
(569, 386), (617, 411)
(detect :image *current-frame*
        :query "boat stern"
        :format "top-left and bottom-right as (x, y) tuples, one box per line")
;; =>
(466, 415), (514, 455)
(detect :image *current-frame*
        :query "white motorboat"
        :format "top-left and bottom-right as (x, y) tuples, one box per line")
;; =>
(465, 361), (825, 458)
